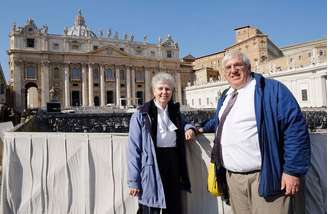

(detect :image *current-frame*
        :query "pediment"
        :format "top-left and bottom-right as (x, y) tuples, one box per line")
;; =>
(88, 44), (129, 57)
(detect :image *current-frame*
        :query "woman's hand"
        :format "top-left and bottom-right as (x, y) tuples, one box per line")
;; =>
(128, 188), (141, 197)
(185, 129), (195, 143)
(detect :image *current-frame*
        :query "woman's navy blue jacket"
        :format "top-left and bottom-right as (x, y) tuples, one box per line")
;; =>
(203, 72), (311, 197)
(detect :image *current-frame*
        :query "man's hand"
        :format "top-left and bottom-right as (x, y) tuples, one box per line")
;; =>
(185, 129), (195, 143)
(128, 188), (140, 197)
(281, 173), (300, 196)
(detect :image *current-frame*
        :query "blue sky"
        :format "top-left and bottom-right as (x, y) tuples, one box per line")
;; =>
(0, 0), (326, 81)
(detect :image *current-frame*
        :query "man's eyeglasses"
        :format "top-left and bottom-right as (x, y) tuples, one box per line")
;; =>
(224, 63), (246, 73)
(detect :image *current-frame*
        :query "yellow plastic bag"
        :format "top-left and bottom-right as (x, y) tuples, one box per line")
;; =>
(207, 162), (222, 196)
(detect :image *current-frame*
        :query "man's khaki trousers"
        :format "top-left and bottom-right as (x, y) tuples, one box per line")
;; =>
(226, 171), (304, 214)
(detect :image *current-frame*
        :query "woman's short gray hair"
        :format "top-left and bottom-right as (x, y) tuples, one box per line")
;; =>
(222, 51), (251, 67)
(151, 72), (176, 89)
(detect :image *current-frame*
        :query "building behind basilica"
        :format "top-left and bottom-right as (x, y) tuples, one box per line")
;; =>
(185, 26), (326, 109)
(8, 10), (193, 112)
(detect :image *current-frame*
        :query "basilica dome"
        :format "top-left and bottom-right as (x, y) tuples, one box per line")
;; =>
(65, 10), (97, 38)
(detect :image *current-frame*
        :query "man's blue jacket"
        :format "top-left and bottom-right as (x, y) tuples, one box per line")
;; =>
(203, 72), (311, 197)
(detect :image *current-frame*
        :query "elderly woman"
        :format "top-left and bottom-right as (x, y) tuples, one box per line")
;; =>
(127, 72), (196, 214)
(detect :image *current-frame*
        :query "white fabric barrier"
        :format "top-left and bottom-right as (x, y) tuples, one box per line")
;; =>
(0, 133), (138, 214)
(0, 132), (326, 214)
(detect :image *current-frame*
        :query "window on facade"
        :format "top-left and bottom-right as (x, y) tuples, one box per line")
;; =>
(26, 38), (35, 48)
(319, 50), (324, 56)
(72, 44), (79, 50)
(150, 51), (155, 57)
(136, 70), (144, 82)
(301, 89), (308, 101)
(308, 52), (312, 57)
(192, 99), (194, 105)
(167, 50), (172, 58)
(93, 68), (100, 82)
(299, 55), (302, 60)
(26, 66), (37, 79)
(120, 48), (124, 52)
(52, 43), (59, 50)
(71, 67), (81, 81)
(93, 45), (98, 50)
(199, 98), (201, 105)
(53, 67), (60, 79)
(105, 68), (115, 81)
(136, 47), (142, 54)
(71, 41), (80, 50)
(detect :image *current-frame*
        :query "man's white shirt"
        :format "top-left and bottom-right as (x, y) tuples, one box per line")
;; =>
(219, 78), (262, 172)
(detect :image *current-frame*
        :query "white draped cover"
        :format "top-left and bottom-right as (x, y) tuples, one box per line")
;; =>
(0, 131), (326, 214)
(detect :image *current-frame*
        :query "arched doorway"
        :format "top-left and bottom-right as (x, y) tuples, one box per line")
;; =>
(25, 82), (39, 109)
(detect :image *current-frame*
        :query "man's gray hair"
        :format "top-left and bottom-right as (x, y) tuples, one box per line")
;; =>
(222, 51), (251, 67)
(151, 72), (176, 89)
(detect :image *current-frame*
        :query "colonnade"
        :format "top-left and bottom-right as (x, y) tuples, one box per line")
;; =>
(13, 61), (183, 111)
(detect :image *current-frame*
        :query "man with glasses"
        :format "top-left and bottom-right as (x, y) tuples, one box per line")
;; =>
(198, 51), (310, 214)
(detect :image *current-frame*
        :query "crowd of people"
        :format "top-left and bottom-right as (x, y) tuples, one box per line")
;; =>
(16, 105), (326, 134)
(303, 110), (327, 131)
(36, 113), (132, 133)
(0, 104), (21, 125)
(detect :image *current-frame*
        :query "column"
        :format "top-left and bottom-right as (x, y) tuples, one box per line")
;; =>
(131, 67), (136, 106)
(126, 66), (131, 106)
(64, 63), (70, 108)
(175, 71), (182, 104)
(88, 64), (94, 106)
(144, 68), (151, 101)
(81, 64), (88, 106)
(41, 62), (49, 108)
(115, 67), (121, 107)
(13, 61), (22, 112)
(314, 76), (324, 107)
(310, 77), (316, 107)
(100, 65), (105, 107)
